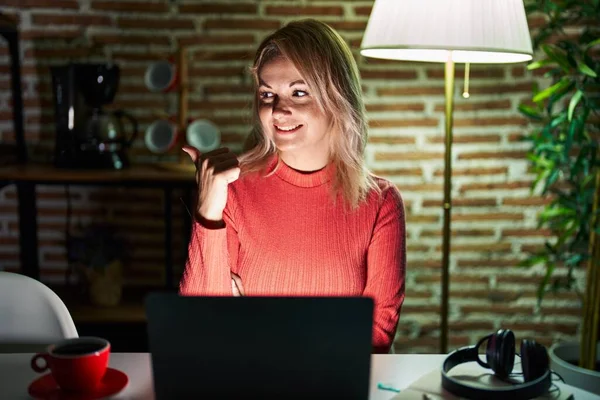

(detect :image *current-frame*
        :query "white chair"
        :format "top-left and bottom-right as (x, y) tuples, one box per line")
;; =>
(0, 272), (78, 352)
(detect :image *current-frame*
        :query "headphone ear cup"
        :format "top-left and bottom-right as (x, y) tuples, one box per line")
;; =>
(521, 339), (548, 382)
(486, 329), (515, 378)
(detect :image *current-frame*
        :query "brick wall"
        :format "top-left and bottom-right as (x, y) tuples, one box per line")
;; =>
(0, 0), (583, 353)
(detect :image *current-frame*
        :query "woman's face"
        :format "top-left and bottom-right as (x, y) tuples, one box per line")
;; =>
(257, 57), (331, 170)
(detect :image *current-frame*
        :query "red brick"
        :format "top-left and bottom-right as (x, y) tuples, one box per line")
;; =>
(502, 198), (551, 206)
(194, 50), (254, 62)
(433, 167), (507, 177)
(112, 51), (172, 62)
(3, 0), (78, 8)
(460, 181), (532, 192)
(453, 117), (528, 127)
(371, 168), (422, 177)
(354, 6), (372, 16)
(468, 82), (534, 95)
(377, 86), (444, 96)
(25, 47), (91, 59)
(375, 152), (443, 161)
(457, 259), (522, 268)
(31, 13), (112, 26)
(91, 33), (171, 46)
(327, 21), (367, 31)
(510, 322), (578, 335)
(179, 3), (257, 14)
(426, 67), (505, 79)
(91, 0), (169, 12)
(188, 99), (250, 110)
(369, 118), (438, 128)
(502, 228), (552, 237)
(512, 66), (526, 77)
(458, 150), (529, 160)
(360, 69), (417, 80)
(420, 229), (495, 237)
(177, 34), (255, 46)
(265, 6), (343, 16)
(452, 212), (523, 222)
(427, 134), (501, 144)
(415, 275), (488, 284)
(423, 198), (496, 207)
(117, 17), (194, 30)
(368, 136), (416, 145)
(21, 28), (83, 40)
(204, 19), (280, 30)
(433, 99), (511, 112)
(407, 214), (440, 224)
(366, 103), (424, 112)
(438, 243), (512, 252)
(461, 305), (534, 315)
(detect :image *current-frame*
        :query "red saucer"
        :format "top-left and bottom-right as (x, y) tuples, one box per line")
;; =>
(28, 368), (128, 400)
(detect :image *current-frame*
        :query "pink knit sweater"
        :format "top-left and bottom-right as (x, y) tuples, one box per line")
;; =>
(180, 156), (406, 353)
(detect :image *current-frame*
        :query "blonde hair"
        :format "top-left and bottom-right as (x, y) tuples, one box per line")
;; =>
(240, 19), (379, 209)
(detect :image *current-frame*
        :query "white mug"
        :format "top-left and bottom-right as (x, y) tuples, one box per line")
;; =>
(186, 119), (221, 153)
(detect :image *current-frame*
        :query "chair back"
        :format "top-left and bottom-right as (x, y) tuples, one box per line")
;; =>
(0, 272), (78, 352)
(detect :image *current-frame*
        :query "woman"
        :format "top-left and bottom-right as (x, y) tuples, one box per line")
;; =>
(180, 19), (406, 354)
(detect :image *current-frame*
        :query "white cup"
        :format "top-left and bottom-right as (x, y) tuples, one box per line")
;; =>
(186, 119), (221, 152)
(145, 119), (179, 153)
(144, 60), (177, 93)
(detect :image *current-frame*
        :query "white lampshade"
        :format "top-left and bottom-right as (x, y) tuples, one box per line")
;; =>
(360, 0), (533, 64)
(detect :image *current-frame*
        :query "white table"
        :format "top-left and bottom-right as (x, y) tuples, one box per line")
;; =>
(0, 353), (597, 399)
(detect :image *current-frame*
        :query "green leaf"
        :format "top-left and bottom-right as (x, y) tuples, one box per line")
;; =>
(584, 37), (600, 52)
(527, 59), (554, 71)
(519, 104), (544, 120)
(533, 79), (570, 103)
(576, 60), (598, 77)
(519, 254), (548, 268)
(568, 90), (583, 121)
(541, 44), (572, 72)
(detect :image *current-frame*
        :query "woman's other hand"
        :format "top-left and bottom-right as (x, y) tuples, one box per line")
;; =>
(182, 146), (240, 222)
(231, 272), (245, 296)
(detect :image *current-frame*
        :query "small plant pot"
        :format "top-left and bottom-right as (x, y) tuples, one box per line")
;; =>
(549, 341), (600, 395)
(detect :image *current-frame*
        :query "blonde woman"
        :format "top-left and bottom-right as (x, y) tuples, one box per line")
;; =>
(180, 19), (406, 354)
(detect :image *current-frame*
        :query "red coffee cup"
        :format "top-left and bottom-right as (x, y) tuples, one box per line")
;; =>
(31, 337), (110, 392)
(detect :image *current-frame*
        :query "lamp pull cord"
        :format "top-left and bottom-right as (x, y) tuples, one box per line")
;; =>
(462, 63), (470, 99)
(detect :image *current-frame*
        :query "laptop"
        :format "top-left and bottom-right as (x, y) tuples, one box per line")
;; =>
(145, 293), (374, 399)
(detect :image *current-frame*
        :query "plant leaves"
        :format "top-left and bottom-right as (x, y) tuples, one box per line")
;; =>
(519, 104), (544, 120)
(576, 60), (598, 78)
(533, 79), (570, 103)
(568, 89), (583, 121)
(527, 59), (554, 71)
(541, 44), (572, 72)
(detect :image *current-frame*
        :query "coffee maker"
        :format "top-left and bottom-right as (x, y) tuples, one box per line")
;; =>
(51, 63), (138, 169)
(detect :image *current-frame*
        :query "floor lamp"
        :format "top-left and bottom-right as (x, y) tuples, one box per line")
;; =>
(360, 0), (533, 353)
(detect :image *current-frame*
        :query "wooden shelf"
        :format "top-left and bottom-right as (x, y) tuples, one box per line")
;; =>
(0, 163), (195, 185)
(50, 285), (173, 324)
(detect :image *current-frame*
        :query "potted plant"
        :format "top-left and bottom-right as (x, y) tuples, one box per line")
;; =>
(67, 223), (128, 307)
(519, 0), (600, 393)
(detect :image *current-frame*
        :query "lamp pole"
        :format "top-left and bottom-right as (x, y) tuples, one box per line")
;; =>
(441, 55), (455, 354)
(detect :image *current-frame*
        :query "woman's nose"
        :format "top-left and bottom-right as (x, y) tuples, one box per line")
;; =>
(272, 97), (292, 118)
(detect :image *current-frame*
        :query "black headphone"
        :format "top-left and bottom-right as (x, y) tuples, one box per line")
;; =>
(441, 329), (552, 400)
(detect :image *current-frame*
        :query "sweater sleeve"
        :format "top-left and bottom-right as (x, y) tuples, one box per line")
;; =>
(363, 184), (406, 354)
(179, 193), (240, 296)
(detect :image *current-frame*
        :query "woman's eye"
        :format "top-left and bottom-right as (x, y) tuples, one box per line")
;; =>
(294, 90), (308, 97)
(259, 91), (274, 102)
